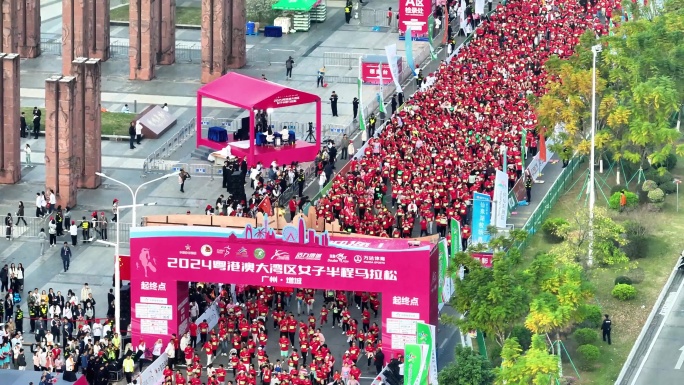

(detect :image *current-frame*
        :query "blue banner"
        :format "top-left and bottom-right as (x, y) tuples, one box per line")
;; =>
(471, 192), (492, 245)
(405, 27), (417, 76)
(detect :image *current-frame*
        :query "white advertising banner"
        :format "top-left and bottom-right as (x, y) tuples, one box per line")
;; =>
(475, 0), (485, 14)
(385, 44), (403, 93)
(195, 298), (221, 330)
(141, 353), (168, 385)
(492, 170), (509, 228)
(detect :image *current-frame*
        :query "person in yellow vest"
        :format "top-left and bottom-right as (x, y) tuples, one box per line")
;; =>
(345, 4), (352, 23)
(123, 354), (135, 385)
(80, 216), (90, 243)
(112, 333), (121, 358)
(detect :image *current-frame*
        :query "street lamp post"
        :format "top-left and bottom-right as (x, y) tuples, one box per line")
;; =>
(95, 171), (177, 349)
(588, 44), (602, 267)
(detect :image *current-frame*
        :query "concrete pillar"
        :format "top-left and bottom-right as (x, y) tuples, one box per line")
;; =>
(71, 58), (103, 189)
(45, 76), (78, 208)
(228, 0), (247, 69)
(158, 0), (176, 65)
(62, 0), (89, 75)
(89, 0), (110, 61)
(1, 0), (19, 54)
(0, 53), (21, 184)
(17, 0), (41, 58)
(129, 0), (160, 80)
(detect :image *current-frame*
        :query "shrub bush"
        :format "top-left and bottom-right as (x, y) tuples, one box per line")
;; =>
(608, 191), (639, 210)
(541, 217), (568, 243)
(627, 267), (645, 284)
(622, 236), (649, 259)
(610, 184), (628, 196)
(655, 169), (674, 185)
(660, 181), (677, 194)
(488, 343), (503, 368)
(648, 188), (665, 203)
(573, 328), (599, 346)
(614, 276), (633, 285)
(612, 283), (637, 300)
(577, 304), (603, 328)
(641, 180), (658, 192)
(576, 344), (600, 371)
(653, 153), (678, 171)
(510, 325), (532, 352)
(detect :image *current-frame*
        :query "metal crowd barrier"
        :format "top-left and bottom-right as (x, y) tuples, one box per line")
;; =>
(142, 118), (196, 176)
(358, 8), (399, 29)
(6, 218), (132, 244)
(323, 52), (366, 69)
(38, 33), (201, 63)
(277, 161), (319, 206)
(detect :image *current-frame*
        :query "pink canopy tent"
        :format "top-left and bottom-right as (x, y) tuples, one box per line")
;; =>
(196, 73), (322, 166)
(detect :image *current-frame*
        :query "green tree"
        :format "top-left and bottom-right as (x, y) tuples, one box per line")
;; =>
(524, 254), (593, 355)
(536, 2), (684, 176)
(550, 206), (628, 268)
(495, 335), (560, 385)
(448, 246), (530, 347)
(439, 346), (495, 385)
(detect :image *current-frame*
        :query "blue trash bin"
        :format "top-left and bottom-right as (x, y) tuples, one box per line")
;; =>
(246, 22), (256, 35)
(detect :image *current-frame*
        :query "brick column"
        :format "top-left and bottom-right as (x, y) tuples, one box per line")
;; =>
(129, 0), (159, 80)
(158, 0), (176, 65)
(1, 0), (19, 54)
(89, 0), (110, 61)
(0, 53), (21, 184)
(71, 58), (103, 189)
(18, 0), (41, 58)
(200, 0), (227, 84)
(228, 0), (247, 69)
(62, 0), (90, 75)
(45, 76), (78, 208)
(82, 59), (102, 188)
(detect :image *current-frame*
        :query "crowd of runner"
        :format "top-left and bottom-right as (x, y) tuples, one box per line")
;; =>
(159, 284), (383, 385)
(305, 0), (617, 245)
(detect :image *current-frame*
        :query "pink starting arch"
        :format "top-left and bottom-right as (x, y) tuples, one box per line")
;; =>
(129, 217), (438, 359)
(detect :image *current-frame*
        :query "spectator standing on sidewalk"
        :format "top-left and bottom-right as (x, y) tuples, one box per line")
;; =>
(128, 121), (136, 150)
(38, 228), (47, 256)
(135, 119), (143, 145)
(48, 218), (57, 247)
(4, 213), (12, 241)
(60, 243), (72, 272)
(69, 221), (78, 246)
(340, 135), (350, 160)
(285, 56), (295, 79)
(24, 144), (32, 167)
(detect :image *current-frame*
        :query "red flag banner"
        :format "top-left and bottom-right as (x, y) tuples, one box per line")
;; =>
(258, 197), (273, 216)
(119, 255), (131, 281)
(539, 128), (547, 163)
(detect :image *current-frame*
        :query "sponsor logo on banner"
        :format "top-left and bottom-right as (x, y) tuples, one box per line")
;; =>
(200, 245), (213, 257)
(254, 248), (266, 260)
(354, 255), (387, 264)
(273, 94), (300, 106)
(354, 255), (363, 263)
(328, 253), (349, 263)
(295, 252), (323, 261)
(236, 247), (247, 257)
(271, 250), (291, 261)
(180, 244), (197, 256)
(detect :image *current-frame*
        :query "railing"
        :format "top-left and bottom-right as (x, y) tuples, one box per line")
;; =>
(513, 156), (582, 251)
(38, 33), (202, 63)
(142, 118), (196, 176)
(6, 218), (133, 244)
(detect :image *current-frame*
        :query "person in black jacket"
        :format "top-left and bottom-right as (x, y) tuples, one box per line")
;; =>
(374, 347), (385, 374)
(20, 112), (27, 138)
(128, 121), (136, 149)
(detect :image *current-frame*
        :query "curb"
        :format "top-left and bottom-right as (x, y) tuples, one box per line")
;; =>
(31, 132), (133, 141)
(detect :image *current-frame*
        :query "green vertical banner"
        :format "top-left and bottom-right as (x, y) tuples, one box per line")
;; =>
(427, 15), (437, 60)
(357, 77), (366, 131)
(476, 330), (488, 359)
(404, 343), (428, 385)
(416, 323), (439, 385)
(437, 239), (452, 311)
(521, 128), (527, 159)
